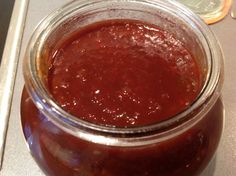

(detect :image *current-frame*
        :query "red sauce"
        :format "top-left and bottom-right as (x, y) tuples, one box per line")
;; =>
(21, 90), (223, 176)
(48, 20), (201, 127)
(21, 19), (223, 176)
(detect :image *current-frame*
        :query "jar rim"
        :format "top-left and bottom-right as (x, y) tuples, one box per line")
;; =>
(23, 0), (223, 146)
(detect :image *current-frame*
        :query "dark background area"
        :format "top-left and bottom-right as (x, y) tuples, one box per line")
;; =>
(0, 0), (15, 64)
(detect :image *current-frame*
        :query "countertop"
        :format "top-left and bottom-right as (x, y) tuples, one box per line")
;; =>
(1, 0), (236, 175)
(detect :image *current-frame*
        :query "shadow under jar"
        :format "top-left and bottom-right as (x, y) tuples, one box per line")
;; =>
(21, 0), (224, 176)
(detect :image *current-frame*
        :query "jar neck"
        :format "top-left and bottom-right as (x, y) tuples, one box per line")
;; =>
(23, 0), (223, 146)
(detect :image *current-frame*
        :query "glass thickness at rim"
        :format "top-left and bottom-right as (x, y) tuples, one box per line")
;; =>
(24, 0), (223, 137)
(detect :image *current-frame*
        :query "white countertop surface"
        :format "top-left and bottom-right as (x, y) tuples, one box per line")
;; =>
(1, 0), (236, 175)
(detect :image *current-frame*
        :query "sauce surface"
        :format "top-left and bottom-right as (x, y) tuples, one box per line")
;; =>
(48, 20), (201, 127)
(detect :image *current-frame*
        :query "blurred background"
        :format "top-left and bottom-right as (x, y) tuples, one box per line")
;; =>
(0, 0), (15, 63)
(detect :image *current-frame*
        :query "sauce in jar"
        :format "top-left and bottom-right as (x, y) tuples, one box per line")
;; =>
(21, 19), (223, 176)
(48, 20), (201, 127)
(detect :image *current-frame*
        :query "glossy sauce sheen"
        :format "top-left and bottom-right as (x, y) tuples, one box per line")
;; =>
(48, 20), (201, 127)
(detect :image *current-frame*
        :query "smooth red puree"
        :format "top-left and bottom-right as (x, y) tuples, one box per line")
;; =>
(21, 19), (223, 176)
(48, 20), (201, 127)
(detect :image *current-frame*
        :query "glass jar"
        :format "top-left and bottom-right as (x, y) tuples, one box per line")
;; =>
(21, 0), (224, 176)
(177, 0), (232, 24)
